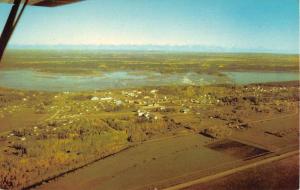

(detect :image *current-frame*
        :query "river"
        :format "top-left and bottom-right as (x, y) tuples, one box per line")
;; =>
(0, 69), (298, 91)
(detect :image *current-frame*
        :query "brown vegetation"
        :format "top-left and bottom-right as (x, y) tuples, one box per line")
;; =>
(0, 81), (299, 189)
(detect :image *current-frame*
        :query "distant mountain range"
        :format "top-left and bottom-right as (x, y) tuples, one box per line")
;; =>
(8, 44), (297, 54)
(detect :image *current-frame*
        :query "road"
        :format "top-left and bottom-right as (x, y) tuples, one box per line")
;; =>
(165, 150), (299, 190)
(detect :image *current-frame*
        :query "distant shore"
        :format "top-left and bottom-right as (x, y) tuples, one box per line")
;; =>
(1, 50), (298, 75)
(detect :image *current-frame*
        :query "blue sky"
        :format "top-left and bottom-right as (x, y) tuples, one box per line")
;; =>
(0, 0), (299, 53)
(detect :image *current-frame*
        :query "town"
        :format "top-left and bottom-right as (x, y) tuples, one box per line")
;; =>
(0, 81), (299, 189)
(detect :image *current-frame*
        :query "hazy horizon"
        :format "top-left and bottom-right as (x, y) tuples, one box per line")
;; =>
(0, 0), (299, 54)
(5, 44), (298, 55)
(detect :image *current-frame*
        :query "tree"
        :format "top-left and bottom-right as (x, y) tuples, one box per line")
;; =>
(186, 86), (196, 98)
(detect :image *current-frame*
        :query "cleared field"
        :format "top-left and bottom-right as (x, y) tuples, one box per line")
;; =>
(183, 153), (299, 190)
(36, 115), (299, 190)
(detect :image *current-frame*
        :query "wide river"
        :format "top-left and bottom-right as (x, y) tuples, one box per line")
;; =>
(0, 70), (298, 91)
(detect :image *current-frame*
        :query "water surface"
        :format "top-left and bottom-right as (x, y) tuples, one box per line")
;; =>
(0, 69), (298, 91)
(224, 71), (299, 85)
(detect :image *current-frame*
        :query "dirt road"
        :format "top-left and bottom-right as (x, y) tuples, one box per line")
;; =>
(166, 150), (299, 190)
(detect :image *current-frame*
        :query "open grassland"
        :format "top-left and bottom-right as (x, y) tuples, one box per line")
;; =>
(0, 81), (299, 189)
(1, 50), (298, 74)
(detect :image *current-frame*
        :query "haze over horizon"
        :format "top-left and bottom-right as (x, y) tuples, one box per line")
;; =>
(0, 0), (299, 54)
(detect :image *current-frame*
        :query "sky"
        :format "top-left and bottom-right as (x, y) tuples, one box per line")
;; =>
(0, 0), (299, 53)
